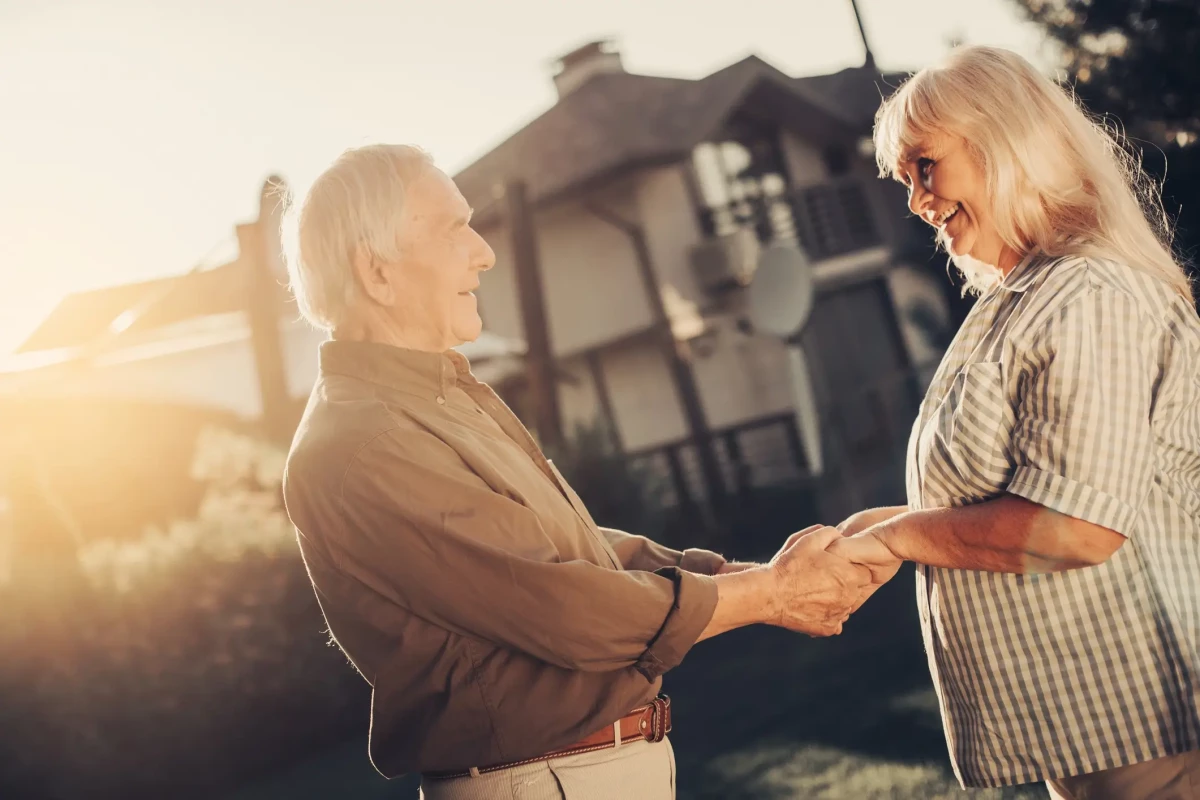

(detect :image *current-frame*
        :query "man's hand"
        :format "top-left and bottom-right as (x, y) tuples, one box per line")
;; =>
(827, 529), (904, 610)
(717, 561), (758, 574)
(765, 525), (873, 637)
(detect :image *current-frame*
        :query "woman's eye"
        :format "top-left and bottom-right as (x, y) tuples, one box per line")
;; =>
(918, 157), (935, 177)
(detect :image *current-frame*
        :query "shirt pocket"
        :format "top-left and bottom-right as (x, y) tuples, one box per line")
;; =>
(919, 360), (1015, 506)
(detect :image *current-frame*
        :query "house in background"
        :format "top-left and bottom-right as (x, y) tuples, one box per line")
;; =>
(454, 40), (954, 521)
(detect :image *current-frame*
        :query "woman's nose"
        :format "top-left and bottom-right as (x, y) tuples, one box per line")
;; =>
(907, 184), (930, 218)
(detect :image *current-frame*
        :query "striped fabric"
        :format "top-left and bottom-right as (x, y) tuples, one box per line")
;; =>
(906, 252), (1200, 788)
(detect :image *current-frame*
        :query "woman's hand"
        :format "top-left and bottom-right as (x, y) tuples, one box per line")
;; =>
(828, 531), (904, 585)
(826, 529), (904, 610)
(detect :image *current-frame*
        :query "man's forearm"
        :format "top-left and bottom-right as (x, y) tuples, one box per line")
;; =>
(696, 567), (777, 642)
(875, 494), (1118, 574)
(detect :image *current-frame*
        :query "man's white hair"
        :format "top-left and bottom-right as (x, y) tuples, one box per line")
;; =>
(280, 144), (435, 330)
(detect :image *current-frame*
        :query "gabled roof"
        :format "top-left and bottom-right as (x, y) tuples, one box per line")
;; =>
(797, 65), (911, 128)
(15, 260), (246, 355)
(453, 55), (889, 219)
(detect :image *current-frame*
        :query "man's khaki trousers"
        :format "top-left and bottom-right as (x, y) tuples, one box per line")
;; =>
(419, 736), (675, 800)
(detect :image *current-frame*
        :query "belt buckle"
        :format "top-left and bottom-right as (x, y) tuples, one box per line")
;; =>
(646, 694), (670, 743)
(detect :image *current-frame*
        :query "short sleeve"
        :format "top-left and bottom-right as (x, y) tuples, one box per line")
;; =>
(1006, 286), (1160, 537)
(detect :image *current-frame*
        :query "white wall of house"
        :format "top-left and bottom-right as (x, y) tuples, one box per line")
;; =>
(474, 183), (655, 361)
(599, 340), (688, 452)
(689, 315), (795, 429)
(636, 165), (706, 307)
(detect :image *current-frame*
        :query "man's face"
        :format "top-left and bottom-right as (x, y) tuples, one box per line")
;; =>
(387, 167), (495, 350)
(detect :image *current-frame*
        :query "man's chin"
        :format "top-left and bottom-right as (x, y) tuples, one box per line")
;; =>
(453, 319), (484, 345)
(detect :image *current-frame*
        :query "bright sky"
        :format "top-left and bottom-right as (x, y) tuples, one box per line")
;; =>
(0, 0), (1048, 355)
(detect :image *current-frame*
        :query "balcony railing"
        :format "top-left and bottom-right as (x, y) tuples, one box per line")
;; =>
(698, 177), (885, 262)
(624, 366), (924, 510)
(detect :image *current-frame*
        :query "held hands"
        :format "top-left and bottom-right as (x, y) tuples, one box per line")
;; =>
(765, 525), (873, 637)
(827, 531), (903, 586)
(829, 509), (906, 610)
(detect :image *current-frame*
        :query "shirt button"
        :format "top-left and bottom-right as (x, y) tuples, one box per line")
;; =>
(436, 396), (446, 405)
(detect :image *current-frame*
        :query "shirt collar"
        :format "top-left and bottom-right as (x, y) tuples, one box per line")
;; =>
(996, 250), (1047, 293)
(318, 339), (472, 399)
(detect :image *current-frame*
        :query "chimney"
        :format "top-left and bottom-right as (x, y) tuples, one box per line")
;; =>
(552, 39), (624, 99)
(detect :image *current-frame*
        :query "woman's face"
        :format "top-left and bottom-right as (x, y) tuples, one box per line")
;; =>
(896, 132), (1020, 272)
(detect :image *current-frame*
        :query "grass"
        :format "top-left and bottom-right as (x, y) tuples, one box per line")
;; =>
(219, 567), (1046, 799)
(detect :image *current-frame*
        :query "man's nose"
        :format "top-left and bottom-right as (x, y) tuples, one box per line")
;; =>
(476, 238), (496, 272)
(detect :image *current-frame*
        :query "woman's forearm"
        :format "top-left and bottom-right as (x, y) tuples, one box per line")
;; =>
(873, 494), (1124, 574)
(838, 505), (908, 536)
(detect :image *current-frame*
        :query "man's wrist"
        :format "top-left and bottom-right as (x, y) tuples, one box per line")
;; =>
(699, 565), (778, 642)
(753, 565), (782, 626)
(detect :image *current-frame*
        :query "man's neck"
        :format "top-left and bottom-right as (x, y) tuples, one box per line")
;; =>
(332, 317), (450, 354)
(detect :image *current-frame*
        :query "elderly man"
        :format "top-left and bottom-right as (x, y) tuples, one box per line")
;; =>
(281, 144), (872, 799)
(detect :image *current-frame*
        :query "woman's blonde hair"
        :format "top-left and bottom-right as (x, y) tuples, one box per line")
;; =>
(874, 45), (1192, 300)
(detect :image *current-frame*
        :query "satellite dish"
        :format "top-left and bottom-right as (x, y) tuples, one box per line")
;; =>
(745, 243), (823, 475)
(747, 244), (814, 338)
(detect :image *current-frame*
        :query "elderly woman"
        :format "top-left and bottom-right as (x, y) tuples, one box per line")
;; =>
(832, 46), (1200, 799)
(279, 144), (871, 799)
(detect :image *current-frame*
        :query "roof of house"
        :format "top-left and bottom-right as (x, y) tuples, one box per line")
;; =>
(453, 55), (910, 218)
(16, 260), (247, 355)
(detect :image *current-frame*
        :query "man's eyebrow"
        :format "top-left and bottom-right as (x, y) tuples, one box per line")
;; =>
(454, 207), (474, 227)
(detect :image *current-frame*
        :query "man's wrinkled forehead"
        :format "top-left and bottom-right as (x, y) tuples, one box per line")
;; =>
(403, 167), (465, 222)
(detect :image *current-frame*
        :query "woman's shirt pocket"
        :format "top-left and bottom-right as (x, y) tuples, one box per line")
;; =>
(917, 361), (1016, 507)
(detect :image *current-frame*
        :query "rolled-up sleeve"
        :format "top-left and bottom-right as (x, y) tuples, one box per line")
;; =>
(599, 526), (727, 575)
(333, 428), (718, 681)
(1006, 285), (1160, 537)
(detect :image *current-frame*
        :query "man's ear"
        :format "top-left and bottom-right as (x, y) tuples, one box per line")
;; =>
(351, 245), (395, 306)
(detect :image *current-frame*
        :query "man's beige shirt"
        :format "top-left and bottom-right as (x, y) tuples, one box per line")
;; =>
(283, 340), (722, 777)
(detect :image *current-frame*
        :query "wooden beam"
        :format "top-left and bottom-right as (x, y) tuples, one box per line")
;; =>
(504, 180), (564, 451)
(241, 178), (292, 443)
(585, 349), (623, 454)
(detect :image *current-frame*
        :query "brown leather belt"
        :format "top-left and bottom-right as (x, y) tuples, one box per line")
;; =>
(425, 694), (672, 781)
